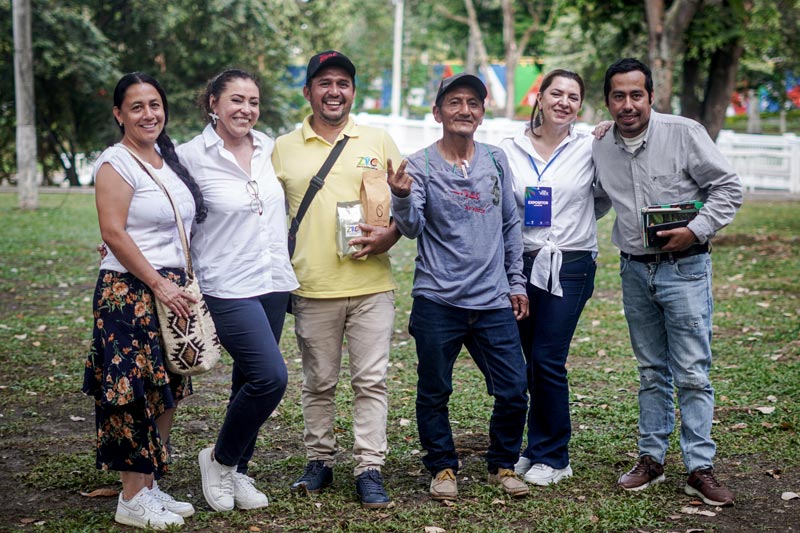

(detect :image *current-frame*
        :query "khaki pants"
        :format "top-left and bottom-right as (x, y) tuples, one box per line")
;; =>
(292, 291), (395, 476)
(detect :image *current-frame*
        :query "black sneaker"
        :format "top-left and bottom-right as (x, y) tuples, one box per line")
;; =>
(355, 469), (391, 509)
(290, 460), (333, 495)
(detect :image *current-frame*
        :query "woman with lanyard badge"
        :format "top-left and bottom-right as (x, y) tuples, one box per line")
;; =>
(499, 69), (610, 486)
(178, 69), (298, 512)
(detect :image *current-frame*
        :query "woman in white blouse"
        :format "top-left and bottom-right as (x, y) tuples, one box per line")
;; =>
(500, 70), (608, 487)
(178, 69), (299, 512)
(84, 72), (204, 529)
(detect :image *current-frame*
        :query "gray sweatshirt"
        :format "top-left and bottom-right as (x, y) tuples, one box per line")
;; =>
(392, 141), (526, 309)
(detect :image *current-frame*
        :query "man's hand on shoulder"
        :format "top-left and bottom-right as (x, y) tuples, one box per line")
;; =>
(657, 226), (698, 252)
(350, 222), (402, 258)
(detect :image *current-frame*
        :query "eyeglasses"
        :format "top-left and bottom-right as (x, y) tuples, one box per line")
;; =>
(246, 180), (263, 216)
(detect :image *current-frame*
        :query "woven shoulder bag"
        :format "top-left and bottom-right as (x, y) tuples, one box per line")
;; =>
(121, 145), (222, 376)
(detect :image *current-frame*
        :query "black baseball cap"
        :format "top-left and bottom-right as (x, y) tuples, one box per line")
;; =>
(306, 50), (356, 84)
(435, 72), (487, 106)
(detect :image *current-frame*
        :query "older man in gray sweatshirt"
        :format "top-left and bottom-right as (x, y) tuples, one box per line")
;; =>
(389, 72), (529, 502)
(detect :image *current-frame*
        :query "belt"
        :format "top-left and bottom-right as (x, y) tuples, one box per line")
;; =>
(523, 249), (592, 263)
(620, 243), (710, 264)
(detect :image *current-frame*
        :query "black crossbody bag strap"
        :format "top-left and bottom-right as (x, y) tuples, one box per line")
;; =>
(287, 135), (350, 258)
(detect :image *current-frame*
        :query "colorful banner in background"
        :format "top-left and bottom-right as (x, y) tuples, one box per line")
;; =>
(287, 63), (799, 116)
(429, 63), (542, 112)
(287, 62), (542, 115)
(729, 74), (800, 115)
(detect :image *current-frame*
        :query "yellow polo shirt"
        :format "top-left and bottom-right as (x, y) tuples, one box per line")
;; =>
(273, 115), (401, 298)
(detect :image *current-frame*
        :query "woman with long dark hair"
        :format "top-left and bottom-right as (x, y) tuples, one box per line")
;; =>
(83, 72), (206, 529)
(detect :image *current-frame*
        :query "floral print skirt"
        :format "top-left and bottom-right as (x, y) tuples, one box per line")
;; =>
(82, 268), (193, 477)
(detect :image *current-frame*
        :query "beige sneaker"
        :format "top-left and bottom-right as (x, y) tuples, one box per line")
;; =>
(488, 468), (529, 498)
(430, 468), (458, 501)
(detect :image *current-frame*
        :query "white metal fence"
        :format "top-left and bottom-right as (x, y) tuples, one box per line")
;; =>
(355, 113), (800, 194)
(715, 130), (800, 193)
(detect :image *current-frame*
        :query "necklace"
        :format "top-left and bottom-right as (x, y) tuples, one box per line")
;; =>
(437, 139), (472, 179)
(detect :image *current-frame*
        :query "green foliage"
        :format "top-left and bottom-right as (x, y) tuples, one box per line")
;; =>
(684, 1), (746, 61)
(738, 0), (800, 103)
(6, 0), (798, 184)
(33, 0), (121, 184)
(546, 5), (645, 114)
(1, 0), (311, 179)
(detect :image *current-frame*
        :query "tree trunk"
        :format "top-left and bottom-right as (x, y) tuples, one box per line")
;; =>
(13, 0), (38, 208)
(502, 0), (516, 119)
(701, 37), (744, 140)
(746, 89), (761, 133)
(64, 155), (79, 186)
(462, 0), (495, 111)
(680, 56), (702, 122)
(466, 38), (477, 74)
(645, 0), (671, 111)
(645, 0), (703, 112)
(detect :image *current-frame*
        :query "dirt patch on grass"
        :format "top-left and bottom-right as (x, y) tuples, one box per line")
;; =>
(713, 234), (799, 248)
(668, 457), (800, 533)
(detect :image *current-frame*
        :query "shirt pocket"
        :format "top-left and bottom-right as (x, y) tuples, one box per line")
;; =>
(645, 171), (684, 204)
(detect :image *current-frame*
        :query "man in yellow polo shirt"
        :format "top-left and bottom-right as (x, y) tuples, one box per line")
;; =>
(272, 50), (401, 509)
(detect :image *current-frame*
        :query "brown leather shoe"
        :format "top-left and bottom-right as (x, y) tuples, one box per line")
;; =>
(684, 468), (734, 506)
(430, 468), (458, 501)
(488, 468), (529, 498)
(617, 455), (665, 491)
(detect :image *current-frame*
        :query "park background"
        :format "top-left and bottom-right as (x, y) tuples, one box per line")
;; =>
(3, 0), (800, 189)
(1, 0), (799, 531)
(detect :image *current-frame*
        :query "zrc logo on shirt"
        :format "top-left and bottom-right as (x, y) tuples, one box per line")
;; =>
(356, 156), (380, 170)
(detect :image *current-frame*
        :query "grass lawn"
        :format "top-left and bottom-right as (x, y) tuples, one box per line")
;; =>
(0, 191), (798, 532)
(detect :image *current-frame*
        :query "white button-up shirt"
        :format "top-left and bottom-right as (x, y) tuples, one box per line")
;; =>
(500, 127), (598, 296)
(178, 124), (298, 298)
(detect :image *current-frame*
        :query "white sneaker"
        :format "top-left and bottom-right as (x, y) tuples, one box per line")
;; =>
(514, 456), (532, 476)
(523, 463), (574, 486)
(198, 446), (235, 511)
(233, 472), (269, 509)
(115, 486), (185, 530)
(151, 479), (195, 517)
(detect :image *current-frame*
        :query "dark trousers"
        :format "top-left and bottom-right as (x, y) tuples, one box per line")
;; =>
(517, 253), (595, 469)
(204, 291), (289, 473)
(409, 296), (528, 475)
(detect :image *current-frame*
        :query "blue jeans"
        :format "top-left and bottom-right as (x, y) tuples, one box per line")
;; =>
(517, 252), (595, 469)
(620, 253), (716, 472)
(204, 292), (289, 473)
(409, 296), (528, 475)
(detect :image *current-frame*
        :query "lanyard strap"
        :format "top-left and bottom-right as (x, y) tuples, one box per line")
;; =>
(527, 142), (569, 182)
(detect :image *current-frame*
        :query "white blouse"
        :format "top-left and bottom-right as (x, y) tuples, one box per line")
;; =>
(178, 124), (299, 299)
(499, 127), (598, 296)
(94, 144), (195, 273)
